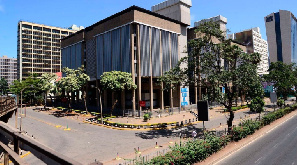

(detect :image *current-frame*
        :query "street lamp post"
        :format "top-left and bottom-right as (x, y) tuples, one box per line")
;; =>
(20, 85), (33, 132)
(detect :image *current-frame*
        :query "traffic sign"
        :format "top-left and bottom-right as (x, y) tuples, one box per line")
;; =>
(139, 101), (146, 107)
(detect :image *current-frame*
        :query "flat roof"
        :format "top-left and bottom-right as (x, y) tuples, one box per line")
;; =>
(62, 5), (188, 41)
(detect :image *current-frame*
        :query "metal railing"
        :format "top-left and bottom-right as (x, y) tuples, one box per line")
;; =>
(0, 96), (17, 118)
(0, 120), (82, 165)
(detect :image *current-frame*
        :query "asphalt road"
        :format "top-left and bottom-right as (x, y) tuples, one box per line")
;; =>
(6, 106), (256, 164)
(216, 114), (297, 165)
(5, 99), (295, 164)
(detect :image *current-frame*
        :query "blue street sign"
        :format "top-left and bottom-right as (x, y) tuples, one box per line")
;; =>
(181, 102), (188, 106)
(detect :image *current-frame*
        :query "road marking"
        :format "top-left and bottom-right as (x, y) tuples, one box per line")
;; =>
(255, 157), (263, 164)
(26, 115), (72, 131)
(213, 114), (296, 165)
(273, 143), (279, 148)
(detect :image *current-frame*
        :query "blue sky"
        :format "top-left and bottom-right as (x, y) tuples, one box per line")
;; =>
(0, 0), (297, 58)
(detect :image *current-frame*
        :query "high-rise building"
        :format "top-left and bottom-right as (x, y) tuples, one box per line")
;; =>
(0, 55), (17, 85)
(265, 10), (297, 64)
(17, 21), (81, 80)
(228, 27), (269, 75)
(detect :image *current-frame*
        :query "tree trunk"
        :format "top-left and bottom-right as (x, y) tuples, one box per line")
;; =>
(49, 94), (53, 107)
(98, 88), (103, 124)
(82, 89), (87, 113)
(111, 98), (118, 117)
(227, 110), (234, 134)
(44, 92), (47, 110)
(67, 92), (71, 109)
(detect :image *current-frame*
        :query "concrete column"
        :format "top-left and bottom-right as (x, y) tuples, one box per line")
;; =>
(159, 30), (164, 110)
(130, 24), (136, 116)
(160, 83), (164, 109)
(150, 77), (153, 111)
(4, 152), (9, 165)
(136, 24), (142, 117)
(149, 27), (153, 111)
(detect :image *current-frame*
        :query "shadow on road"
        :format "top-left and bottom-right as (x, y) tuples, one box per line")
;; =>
(135, 124), (205, 139)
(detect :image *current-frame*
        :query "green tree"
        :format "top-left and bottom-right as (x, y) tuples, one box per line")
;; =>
(263, 62), (296, 103)
(249, 96), (265, 120)
(10, 75), (41, 104)
(236, 53), (264, 104)
(0, 78), (8, 95)
(9, 80), (24, 103)
(57, 66), (90, 110)
(158, 67), (187, 109)
(172, 21), (262, 132)
(39, 73), (57, 109)
(23, 75), (42, 104)
(99, 71), (137, 117)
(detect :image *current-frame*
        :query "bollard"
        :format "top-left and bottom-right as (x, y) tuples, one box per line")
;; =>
(116, 152), (121, 160)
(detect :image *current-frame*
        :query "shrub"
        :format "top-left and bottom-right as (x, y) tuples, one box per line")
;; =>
(249, 97), (265, 113)
(143, 113), (150, 121)
(277, 98), (284, 107)
(261, 103), (296, 126)
(141, 103), (296, 165)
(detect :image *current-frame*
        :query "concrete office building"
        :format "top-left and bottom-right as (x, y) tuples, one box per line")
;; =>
(61, 2), (191, 114)
(17, 21), (80, 80)
(265, 10), (297, 64)
(194, 15), (228, 36)
(0, 56), (17, 85)
(228, 27), (269, 75)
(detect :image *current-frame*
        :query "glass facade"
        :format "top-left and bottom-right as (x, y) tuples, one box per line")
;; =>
(291, 17), (297, 64)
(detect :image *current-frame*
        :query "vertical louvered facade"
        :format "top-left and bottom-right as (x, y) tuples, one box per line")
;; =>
(61, 6), (188, 115)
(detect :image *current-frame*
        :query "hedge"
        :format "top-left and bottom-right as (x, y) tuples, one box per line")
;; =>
(139, 103), (296, 165)
(232, 103), (296, 141)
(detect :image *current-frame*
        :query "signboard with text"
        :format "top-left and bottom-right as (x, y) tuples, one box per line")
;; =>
(181, 88), (189, 106)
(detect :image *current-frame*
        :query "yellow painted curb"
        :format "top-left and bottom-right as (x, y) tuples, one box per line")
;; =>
(20, 151), (31, 158)
(64, 128), (71, 131)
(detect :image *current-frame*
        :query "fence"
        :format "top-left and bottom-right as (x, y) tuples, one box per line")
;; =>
(0, 96), (17, 117)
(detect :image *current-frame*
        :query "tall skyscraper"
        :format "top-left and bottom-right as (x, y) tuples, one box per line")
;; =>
(0, 55), (17, 85)
(17, 21), (83, 80)
(228, 27), (269, 75)
(265, 10), (297, 64)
